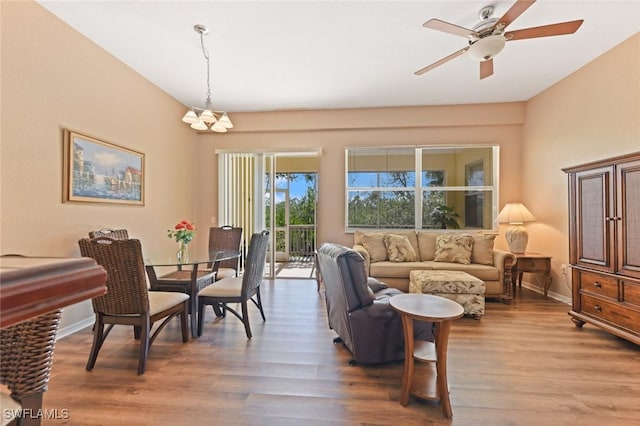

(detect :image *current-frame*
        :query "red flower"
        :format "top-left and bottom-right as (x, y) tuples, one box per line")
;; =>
(168, 219), (197, 244)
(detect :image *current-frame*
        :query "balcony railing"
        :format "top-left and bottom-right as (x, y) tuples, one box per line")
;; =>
(290, 224), (316, 257)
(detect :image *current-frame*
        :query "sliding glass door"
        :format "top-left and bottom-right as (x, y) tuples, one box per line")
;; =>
(217, 150), (319, 279)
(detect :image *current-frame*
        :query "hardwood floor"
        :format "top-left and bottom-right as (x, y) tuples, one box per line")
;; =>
(43, 280), (640, 425)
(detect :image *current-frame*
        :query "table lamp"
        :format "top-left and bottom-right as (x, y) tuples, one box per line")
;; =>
(496, 203), (536, 253)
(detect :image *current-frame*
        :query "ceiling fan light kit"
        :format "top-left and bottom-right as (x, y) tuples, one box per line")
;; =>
(415, 0), (584, 79)
(181, 24), (233, 133)
(467, 34), (505, 62)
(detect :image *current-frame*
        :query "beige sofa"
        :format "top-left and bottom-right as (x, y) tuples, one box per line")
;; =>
(352, 230), (516, 303)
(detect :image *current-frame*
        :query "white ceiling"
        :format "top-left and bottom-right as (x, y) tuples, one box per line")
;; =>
(37, 1), (640, 113)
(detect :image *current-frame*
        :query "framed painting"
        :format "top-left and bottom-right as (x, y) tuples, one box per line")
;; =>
(63, 130), (145, 205)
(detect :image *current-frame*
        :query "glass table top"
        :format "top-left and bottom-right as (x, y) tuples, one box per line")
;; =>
(145, 249), (240, 267)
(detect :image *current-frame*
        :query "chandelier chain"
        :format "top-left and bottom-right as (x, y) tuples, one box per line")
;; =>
(199, 31), (212, 109)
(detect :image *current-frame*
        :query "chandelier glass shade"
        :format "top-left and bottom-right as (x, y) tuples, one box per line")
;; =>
(182, 24), (233, 133)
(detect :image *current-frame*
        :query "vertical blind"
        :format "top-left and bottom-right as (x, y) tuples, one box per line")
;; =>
(217, 153), (257, 259)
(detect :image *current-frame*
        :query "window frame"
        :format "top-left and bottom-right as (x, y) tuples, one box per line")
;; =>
(345, 145), (499, 232)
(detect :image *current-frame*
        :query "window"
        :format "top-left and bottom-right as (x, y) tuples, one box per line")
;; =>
(347, 148), (415, 229)
(345, 146), (498, 231)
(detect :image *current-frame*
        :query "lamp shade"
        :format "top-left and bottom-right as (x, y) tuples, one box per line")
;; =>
(217, 112), (234, 129)
(181, 110), (199, 124)
(199, 109), (216, 124)
(211, 121), (228, 133)
(496, 203), (536, 224)
(190, 120), (208, 131)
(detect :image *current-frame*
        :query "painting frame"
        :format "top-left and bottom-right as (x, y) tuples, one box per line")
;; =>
(63, 130), (145, 205)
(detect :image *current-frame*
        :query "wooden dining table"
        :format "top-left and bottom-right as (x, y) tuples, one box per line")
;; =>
(144, 249), (241, 337)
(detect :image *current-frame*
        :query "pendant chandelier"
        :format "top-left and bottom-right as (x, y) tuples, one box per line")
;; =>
(181, 24), (233, 133)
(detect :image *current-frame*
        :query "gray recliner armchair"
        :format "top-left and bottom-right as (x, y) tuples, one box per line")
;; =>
(317, 243), (433, 365)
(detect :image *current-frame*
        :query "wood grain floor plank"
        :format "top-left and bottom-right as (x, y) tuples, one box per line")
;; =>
(41, 280), (640, 425)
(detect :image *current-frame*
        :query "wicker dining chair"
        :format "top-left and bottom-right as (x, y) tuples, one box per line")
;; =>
(0, 309), (62, 424)
(78, 237), (189, 375)
(197, 231), (269, 339)
(88, 228), (129, 240)
(208, 226), (243, 281)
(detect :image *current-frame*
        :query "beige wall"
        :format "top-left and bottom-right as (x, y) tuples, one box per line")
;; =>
(522, 33), (640, 299)
(194, 103), (525, 252)
(1, 1), (197, 332)
(4, 2), (634, 336)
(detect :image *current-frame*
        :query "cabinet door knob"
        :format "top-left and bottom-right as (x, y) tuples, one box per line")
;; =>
(594, 305), (602, 312)
(593, 282), (602, 289)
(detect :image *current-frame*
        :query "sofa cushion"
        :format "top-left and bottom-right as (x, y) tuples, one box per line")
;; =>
(359, 232), (388, 262)
(471, 234), (496, 266)
(384, 234), (418, 262)
(370, 261), (433, 278)
(434, 234), (473, 264)
(369, 260), (500, 282)
(417, 232), (438, 261)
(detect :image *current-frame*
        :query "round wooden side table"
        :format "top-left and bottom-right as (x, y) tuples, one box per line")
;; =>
(390, 293), (464, 418)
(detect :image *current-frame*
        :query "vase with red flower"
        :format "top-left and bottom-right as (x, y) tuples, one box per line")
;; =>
(167, 219), (196, 263)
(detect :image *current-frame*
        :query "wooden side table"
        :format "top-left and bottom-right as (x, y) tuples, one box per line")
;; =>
(389, 294), (464, 418)
(511, 253), (552, 297)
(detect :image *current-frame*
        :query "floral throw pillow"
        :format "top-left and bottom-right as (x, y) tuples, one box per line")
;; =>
(433, 234), (474, 265)
(384, 234), (418, 262)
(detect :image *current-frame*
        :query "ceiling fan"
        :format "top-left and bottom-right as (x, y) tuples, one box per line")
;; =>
(415, 0), (584, 79)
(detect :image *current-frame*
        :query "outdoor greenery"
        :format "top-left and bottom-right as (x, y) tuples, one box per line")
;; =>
(265, 173), (317, 253)
(263, 169), (463, 253)
(348, 170), (461, 229)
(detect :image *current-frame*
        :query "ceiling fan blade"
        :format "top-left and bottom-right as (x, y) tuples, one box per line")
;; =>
(506, 20), (584, 41)
(423, 18), (476, 37)
(480, 59), (494, 79)
(414, 47), (469, 76)
(498, 0), (536, 29)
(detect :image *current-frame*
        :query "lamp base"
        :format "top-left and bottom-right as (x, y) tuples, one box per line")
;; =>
(505, 225), (528, 254)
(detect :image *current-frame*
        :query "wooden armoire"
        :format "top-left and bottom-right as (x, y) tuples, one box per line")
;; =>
(563, 152), (640, 344)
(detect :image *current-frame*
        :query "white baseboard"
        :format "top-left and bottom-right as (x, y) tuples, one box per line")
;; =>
(56, 317), (93, 340)
(520, 281), (571, 305)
